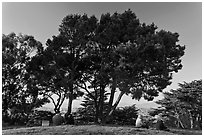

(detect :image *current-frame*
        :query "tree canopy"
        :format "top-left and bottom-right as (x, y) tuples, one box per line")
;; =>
(2, 33), (49, 125)
(2, 9), (186, 124)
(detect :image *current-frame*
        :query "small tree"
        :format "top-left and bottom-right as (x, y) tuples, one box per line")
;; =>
(156, 80), (202, 129)
(77, 89), (109, 123)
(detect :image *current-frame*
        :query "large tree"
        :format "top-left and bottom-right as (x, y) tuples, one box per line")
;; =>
(2, 33), (49, 124)
(28, 14), (98, 115)
(27, 9), (185, 123)
(81, 9), (185, 123)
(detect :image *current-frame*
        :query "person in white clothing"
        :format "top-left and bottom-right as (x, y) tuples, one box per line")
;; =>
(135, 114), (143, 128)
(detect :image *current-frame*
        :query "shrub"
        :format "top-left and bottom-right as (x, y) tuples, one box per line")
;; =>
(73, 107), (95, 124)
(2, 111), (11, 124)
(74, 105), (139, 125)
(111, 105), (139, 125)
(26, 110), (54, 127)
(3, 108), (29, 126)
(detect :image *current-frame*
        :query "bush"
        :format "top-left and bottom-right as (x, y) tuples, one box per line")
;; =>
(26, 110), (54, 127)
(73, 107), (95, 124)
(111, 105), (139, 125)
(3, 108), (29, 126)
(74, 105), (139, 125)
(2, 111), (11, 124)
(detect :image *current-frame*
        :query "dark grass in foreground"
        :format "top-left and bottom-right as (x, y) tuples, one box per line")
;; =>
(2, 125), (202, 135)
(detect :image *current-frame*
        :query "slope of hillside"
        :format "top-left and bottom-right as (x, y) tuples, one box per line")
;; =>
(2, 125), (201, 135)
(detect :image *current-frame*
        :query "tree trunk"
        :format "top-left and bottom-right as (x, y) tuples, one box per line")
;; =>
(67, 94), (73, 114)
(178, 120), (185, 129)
(67, 60), (75, 115)
(98, 84), (105, 123)
(67, 84), (73, 114)
(107, 76), (117, 114)
(177, 116), (185, 129)
(54, 107), (60, 114)
(94, 103), (100, 124)
(107, 91), (125, 118)
(175, 108), (185, 129)
(188, 110), (194, 129)
(194, 113), (202, 130)
(197, 114), (202, 129)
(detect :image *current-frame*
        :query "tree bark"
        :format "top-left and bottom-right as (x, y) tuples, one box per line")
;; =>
(188, 110), (194, 129)
(175, 109), (185, 129)
(107, 91), (125, 117)
(197, 114), (202, 129)
(94, 102), (100, 124)
(93, 86), (100, 124)
(107, 76), (117, 114)
(67, 59), (75, 115)
(67, 84), (73, 114)
(98, 84), (105, 123)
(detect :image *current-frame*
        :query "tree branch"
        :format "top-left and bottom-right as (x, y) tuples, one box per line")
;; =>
(59, 93), (66, 110)
(77, 82), (95, 100)
(108, 91), (125, 117)
(44, 93), (56, 107)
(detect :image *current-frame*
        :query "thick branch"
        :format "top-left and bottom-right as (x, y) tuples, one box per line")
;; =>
(108, 91), (125, 117)
(77, 83), (95, 100)
(175, 108), (185, 129)
(55, 92), (61, 110)
(58, 93), (66, 111)
(44, 93), (56, 107)
(107, 76), (117, 114)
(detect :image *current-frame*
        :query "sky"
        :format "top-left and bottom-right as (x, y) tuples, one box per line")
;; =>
(2, 2), (202, 110)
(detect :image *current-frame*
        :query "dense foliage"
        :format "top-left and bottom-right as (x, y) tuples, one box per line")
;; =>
(111, 105), (139, 125)
(153, 80), (202, 129)
(74, 10), (184, 123)
(74, 104), (139, 125)
(2, 9), (186, 125)
(2, 33), (50, 125)
(26, 110), (54, 127)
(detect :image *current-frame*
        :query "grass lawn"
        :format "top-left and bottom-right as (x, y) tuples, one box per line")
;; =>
(2, 124), (202, 135)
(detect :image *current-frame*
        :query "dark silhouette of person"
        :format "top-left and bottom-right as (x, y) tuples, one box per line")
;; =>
(64, 113), (74, 125)
(155, 115), (169, 131)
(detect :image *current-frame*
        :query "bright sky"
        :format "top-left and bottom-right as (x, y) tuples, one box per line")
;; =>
(2, 2), (202, 110)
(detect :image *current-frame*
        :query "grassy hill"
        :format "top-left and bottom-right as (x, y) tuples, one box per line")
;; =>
(2, 125), (202, 135)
